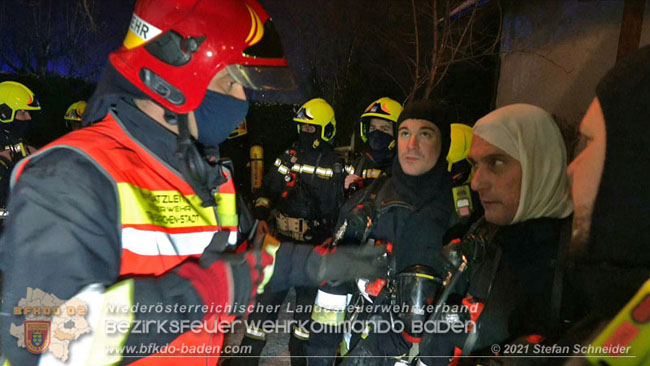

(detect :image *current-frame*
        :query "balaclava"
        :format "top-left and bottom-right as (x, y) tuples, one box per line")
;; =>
(391, 100), (454, 209)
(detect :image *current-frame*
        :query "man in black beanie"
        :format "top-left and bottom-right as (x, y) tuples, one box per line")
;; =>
(305, 99), (457, 366)
(566, 43), (650, 325)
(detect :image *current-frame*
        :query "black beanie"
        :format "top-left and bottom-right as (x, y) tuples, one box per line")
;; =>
(397, 99), (453, 156)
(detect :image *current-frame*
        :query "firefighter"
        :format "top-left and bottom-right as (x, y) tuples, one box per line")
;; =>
(236, 98), (346, 366)
(344, 97), (403, 195)
(417, 104), (574, 366)
(64, 100), (87, 131)
(0, 1), (387, 365)
(220, 119), (253, 199)
(306, 99), (459, 366)
(0, 81), (39, 216)
(0, 81), (39, 162)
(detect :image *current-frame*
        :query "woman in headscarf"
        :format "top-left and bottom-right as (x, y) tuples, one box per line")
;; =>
(418, 104), (574, 366)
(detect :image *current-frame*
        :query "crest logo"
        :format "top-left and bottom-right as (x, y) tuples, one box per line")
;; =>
(25, 321), (50, 354)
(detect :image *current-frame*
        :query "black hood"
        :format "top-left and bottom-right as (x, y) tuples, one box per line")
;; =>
(391, 156), (452, 210)
(591, 44), (650, 266)
(83, 63), (150, 126)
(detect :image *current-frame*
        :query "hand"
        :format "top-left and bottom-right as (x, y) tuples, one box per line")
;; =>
(255, 219), (269, 238)
(306, 242), (389, 284)
(344, 174), (362, 189)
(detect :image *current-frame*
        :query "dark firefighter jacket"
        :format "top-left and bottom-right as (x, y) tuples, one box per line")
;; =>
(254, 139), (345, 239)
(0, 99), (318, 366)
(419, 216), (572, 366)
(307, 159), (455, 365)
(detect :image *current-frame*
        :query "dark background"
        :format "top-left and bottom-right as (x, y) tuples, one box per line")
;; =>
(0, 0), (502, 166)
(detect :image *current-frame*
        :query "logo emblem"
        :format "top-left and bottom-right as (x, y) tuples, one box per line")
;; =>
(245, 4), (265, 46)
(25, 321), (50, 354)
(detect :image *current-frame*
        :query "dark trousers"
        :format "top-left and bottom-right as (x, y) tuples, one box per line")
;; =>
(232, 286), (318, 366)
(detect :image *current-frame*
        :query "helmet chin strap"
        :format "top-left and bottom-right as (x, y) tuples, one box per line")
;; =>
(167, 111), (225, 207)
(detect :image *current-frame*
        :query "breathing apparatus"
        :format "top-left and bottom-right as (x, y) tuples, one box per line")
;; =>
(447, 123), (474, 222)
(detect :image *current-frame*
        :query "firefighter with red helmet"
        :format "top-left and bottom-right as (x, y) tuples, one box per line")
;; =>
(0, 1), (387, 365)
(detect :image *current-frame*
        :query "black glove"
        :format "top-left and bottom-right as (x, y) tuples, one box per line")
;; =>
(305, 243), (389, 284)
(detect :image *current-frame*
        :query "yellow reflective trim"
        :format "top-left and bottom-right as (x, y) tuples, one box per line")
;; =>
(311, 304), (346, 326)
(2, 359), (10, 366)
(215, 192), (238, 228)
(89, 279), (135, 365)
(245, 325), (267, 339)
(301, 165), (315, 174)
(315, 167), (333, 178)
(293, 326), (310, 340)
(415, 273), (435, 280)
(345, 164), (355, 175)
(258, 235), (281, 294)
(362, 169), (381, 179)
(274, 158), (282, 167)
(118, 183), (218, 228)
(278, 165), (289, 174)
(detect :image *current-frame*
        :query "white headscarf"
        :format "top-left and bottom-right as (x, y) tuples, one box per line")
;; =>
(473, 104), (573, 224)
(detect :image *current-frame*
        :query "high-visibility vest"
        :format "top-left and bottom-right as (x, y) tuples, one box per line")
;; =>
(13, 113), (238, 365)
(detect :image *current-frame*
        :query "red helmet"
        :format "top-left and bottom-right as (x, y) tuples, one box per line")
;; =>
(109, 0), (294, 114)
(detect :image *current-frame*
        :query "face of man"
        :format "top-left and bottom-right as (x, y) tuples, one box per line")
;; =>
(469, 136), (522, 225)
(300, 124), (316, 133)
(397, 119), (442, 176)
(567, 97), (607, 245)
(369, 118), (394, 136)
(187, 68), (246, 138)
(15, 110), (31, 121)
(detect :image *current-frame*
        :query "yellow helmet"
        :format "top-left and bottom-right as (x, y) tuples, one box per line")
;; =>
(446, 123), (473, 172)
(293, 98), (336, 142)
(359, 97), (403, 146)
(228, 119), (248, 139)
(0, 81), (41, 123)
(64, 101), (87, 121)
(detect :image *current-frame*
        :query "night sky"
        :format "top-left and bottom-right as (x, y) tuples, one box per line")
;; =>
(0, 0), (500, 147)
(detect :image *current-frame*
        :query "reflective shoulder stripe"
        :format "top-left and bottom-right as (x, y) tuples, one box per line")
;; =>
(274, 158), (282, 167)
(345, 164), (355, 175)
(121, 227), (214, 255)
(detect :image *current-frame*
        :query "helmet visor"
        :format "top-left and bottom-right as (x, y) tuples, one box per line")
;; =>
(227, 64), (296, 91)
